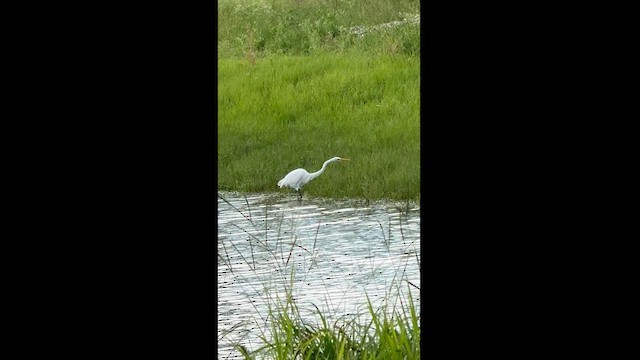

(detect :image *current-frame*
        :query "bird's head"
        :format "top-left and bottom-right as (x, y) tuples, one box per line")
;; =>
(333, 157), (350, 162)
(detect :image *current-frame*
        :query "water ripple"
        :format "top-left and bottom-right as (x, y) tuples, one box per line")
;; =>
(218, 192), (420, 359)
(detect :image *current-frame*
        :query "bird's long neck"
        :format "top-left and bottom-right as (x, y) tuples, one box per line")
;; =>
(307, 159), (331, 182)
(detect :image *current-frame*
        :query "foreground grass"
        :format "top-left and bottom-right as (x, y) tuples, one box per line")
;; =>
(237, 285), (420, 360)
(218, 52), (420, 201)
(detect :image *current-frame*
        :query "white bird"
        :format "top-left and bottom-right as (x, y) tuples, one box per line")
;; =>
(278, 156), (350, 201)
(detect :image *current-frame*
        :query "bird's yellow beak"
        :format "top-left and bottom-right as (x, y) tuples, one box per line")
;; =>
(340, 158), (350, 161)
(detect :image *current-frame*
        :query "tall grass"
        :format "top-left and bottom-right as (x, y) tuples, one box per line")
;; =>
(237, 283), (420, 359)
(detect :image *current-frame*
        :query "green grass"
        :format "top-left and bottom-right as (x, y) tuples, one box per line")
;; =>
(218, 0), (420, 201)
(237, 284), (420, 360)
(218, 0), (421, 58)
(218, 53), (420, 201)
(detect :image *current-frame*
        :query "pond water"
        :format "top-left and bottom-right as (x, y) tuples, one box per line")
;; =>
(217, 191), (421, 359)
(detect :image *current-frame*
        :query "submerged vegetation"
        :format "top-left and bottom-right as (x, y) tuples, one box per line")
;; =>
(218, 0), (420, 201)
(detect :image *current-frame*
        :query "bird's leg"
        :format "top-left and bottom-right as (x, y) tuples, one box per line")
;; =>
(297, 189), (303, 202)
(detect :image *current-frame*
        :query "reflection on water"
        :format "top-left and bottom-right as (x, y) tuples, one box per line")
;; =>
(218, 191), (420, 359)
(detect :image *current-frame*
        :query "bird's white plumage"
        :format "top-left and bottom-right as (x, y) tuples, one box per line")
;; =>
(277, 157), (349, 197)
(278, 168), (309, 190)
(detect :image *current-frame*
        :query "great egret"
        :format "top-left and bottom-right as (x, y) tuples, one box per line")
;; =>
(278, 156), (350, 201)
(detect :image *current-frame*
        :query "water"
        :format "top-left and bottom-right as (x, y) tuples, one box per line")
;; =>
(218, 191), (420, 359)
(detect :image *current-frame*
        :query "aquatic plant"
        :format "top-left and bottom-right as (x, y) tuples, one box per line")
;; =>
(238, 282), (420, 359)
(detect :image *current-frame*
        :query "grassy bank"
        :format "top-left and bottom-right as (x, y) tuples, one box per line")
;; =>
(218, 53), (420, 201)
(218, 0), (420, 201)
